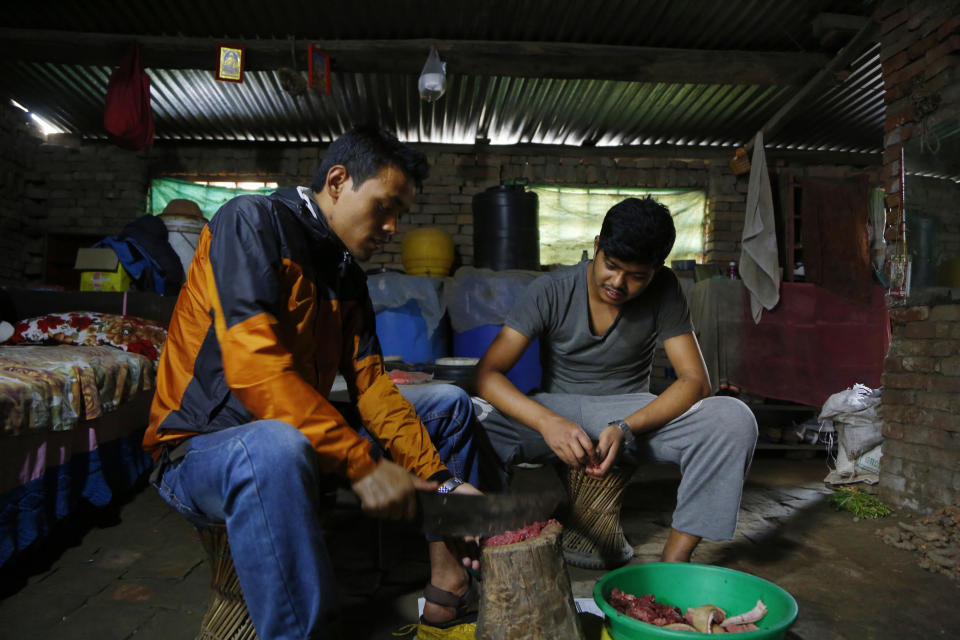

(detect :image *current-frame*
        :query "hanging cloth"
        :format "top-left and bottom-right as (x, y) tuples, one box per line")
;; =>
(739, 131), (781, 323)
(104, 44), (155, 150)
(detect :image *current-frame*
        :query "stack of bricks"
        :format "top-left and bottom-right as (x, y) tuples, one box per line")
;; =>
(876, 0), (960, 512)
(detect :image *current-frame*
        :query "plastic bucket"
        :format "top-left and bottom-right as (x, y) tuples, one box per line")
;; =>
(453, 324), (541, 394)
(162, 215), (206, 278)
(375, 300), (449, 364)
(401, 227), (454, 276)
(594, 563), (798, 640)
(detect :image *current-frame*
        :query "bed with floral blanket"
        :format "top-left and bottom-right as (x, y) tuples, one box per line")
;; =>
(0, 311), (167, 566)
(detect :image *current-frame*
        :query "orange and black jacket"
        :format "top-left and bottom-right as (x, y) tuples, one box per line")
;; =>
(143, 188), (450, 484)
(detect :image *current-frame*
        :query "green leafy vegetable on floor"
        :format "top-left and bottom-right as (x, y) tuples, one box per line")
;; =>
(829, 487), (892, 519)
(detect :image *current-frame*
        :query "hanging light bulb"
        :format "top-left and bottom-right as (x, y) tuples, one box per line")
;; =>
(418, 46), (447, 102)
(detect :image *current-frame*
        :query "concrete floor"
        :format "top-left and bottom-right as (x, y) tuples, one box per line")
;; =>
(1, 452), (957, 639)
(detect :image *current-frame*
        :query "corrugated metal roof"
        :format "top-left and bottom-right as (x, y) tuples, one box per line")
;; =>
(0, 0), (884, 153)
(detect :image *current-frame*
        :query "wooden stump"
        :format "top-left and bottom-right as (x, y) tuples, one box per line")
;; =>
(475, 521), (585, 640)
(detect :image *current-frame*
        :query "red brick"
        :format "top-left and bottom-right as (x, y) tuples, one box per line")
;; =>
(881, 8), (909, 35)
(929, 305), (960, 321)
(925, 54), (959, 81)
(902, 356), (940, 372)
(915, 391), (959, 413)
(895, 339), (958, 357)
(883, 144), (903, 163)
(884, 404), (960, 430)
(935, 15), (960, 40)
(889, 306), (930, 322)
(928, 376), (960, 395)
(881, 372), (930, 389)
(882, 421), (905, 439)
(906, 6), (936, 31)
(885, 356), (905, 372)
(881, 387), (915, 404)
(901, 424), (953, 448)
(894, 56), (932, 84)
(925, 35), (960, 64)
(940, 356), (960, 376)
(874, 2), (902, 22)
(905, 322), (940, 339)
(908, 31), (940, 59)
(882, 50), (912, 75)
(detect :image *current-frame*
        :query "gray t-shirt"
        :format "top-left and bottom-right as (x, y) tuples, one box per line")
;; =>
(506, 261), (692, 395)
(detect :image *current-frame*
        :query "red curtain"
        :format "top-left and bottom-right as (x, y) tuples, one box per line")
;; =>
(104, 45), (154, 150)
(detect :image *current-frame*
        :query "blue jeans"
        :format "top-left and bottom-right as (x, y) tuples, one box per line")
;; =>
(153, 383), (478, 640)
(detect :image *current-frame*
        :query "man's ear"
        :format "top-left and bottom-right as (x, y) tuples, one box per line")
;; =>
(324, 165), (350, 202)
(593, 236), (600, 255)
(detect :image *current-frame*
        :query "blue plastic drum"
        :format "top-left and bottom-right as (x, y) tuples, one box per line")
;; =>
(375, 300), (449, 364)
(453, 324), (541, 394)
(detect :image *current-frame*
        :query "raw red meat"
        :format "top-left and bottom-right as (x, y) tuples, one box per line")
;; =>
(483, 519), (558, 546)
(608, 589), (684, 626)
(387, 369), (433, 385)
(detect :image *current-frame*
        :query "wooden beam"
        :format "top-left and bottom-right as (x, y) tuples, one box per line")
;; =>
(0, 29), (828, 86)
(152, 138), (881, 166)
(744, 17), (881, 153)
(812, 13), (870, 37)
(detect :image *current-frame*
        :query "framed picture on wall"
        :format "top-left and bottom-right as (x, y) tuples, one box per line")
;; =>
(216, 44), (245, 83)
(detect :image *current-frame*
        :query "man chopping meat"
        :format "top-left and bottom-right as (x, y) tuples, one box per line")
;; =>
(474, 196), (757, 562)
(144, 126), (482, 636)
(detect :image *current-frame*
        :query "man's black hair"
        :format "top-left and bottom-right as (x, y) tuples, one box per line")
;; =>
(597, 196), (676, 267)
(310, 125), (429, 192)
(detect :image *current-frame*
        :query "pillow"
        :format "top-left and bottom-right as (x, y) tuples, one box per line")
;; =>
(4, 311), (168, 362)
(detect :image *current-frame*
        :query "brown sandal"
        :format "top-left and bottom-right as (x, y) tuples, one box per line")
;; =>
(419, 572), (480, 628)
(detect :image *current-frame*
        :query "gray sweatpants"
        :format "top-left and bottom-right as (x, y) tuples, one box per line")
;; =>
(474, 393), (758, 541)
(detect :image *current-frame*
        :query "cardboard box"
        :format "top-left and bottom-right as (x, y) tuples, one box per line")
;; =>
(75, 248), (132, 292)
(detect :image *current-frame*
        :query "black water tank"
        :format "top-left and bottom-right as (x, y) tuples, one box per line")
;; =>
(472, 185), (540, 270)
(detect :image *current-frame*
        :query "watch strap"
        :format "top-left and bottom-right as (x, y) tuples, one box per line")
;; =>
(436, 477), (465, 494)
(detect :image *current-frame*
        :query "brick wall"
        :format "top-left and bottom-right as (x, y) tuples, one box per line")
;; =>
(2, 128), (885, 288)
(0, 105), (41, 284)
(882, 305), (960, 510)
(876, 0), (960, 512)
(155, 145), (748, 272)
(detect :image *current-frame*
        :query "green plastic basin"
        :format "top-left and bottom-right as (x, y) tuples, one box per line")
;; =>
(593, 563), (798, 640)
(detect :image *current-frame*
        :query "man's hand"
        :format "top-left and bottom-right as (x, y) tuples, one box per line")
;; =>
(585, 424), (623, 477)
(446, 482), (482, 572)
(540, 415), (596, 469)
(351, 459), (436, 520)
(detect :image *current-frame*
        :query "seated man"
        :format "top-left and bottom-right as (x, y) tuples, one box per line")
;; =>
(474, 196), (757, 563)
(144, 126), (480, 637)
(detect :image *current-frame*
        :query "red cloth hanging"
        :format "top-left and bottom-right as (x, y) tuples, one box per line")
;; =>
(103, 45), (154, 150)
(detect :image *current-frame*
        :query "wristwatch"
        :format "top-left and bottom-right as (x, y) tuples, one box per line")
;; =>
(436, 477), (465, 494)
(608, 419), (635, 447)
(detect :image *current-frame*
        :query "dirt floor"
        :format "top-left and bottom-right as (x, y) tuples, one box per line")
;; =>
(1, 452), (958, 639)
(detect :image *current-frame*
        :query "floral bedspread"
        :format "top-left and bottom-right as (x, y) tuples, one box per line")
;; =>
(0, 345), (154, 436)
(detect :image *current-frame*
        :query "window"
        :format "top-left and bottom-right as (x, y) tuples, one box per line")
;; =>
(148, 178), (279, 220)
(532, 186), (706, 266)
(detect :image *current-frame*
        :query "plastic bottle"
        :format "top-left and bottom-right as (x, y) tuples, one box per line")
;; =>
(727, 261), (739, 279)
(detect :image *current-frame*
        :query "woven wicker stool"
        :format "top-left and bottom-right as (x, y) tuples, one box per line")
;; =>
(196, 525), (258, 640)
(556, 466), (635, 569)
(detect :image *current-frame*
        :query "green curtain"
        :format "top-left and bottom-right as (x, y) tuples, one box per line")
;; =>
(532, 186), (706, 266)
(148, 178), (277, 220)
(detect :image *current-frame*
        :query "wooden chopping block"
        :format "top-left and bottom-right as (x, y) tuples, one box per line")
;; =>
(475, 521), (585, 640)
